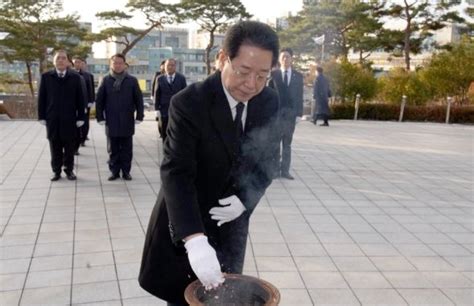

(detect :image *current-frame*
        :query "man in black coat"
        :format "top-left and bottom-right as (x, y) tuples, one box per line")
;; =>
(139, 21), (280, 305)
(154, 58), (187, 141)
(38, 50), (85, 181)
(96, 53), (144, 181)
(73, 56), (95, 147)
(269, 48), (304, 180)
(312, 65), (332, 126)
(151, 59), (165, 102)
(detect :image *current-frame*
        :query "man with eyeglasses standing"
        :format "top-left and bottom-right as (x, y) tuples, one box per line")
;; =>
(268, 48), (304, 180)
(139, 21), (280, 306)
(154, 58), (187, 141)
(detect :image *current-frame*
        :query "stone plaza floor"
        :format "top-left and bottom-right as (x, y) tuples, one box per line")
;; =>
(1, 117), (473, 305)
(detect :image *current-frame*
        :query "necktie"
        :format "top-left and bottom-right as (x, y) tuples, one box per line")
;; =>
(58, 72), (64, 78)
(168, 75), (173, 84)
(234, 102), (245, 139)
(284, 70), (289, 86)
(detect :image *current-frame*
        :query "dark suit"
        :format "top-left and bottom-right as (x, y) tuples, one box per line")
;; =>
(269, 68), (304, 175)
(96, 73), (144, 175)
(38, 69), (85, 174)
(139, 72), (279, 304)
(78, 70), (94, 144)
(154, 72), (187, 140)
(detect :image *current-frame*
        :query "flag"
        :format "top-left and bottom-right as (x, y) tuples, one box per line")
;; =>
(312, 34), (325, 45)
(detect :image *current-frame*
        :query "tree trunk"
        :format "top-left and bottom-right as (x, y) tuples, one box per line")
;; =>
(25, 61), (35, 97)
(403, 3), (412, 71)
(205, 30), (216, 75)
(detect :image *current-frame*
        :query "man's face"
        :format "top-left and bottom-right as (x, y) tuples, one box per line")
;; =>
(279, 51), (292, 70)
(111, 56), (126, 73)
(54, 52), (68, 71)
(165, 60), (176, 75)
(221, 45), (273, 102)
(73, 59), (83, 71)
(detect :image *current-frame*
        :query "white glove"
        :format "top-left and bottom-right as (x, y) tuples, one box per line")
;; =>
(135, 120), (142, 125)
(184, 235), (224, 290)
(155, 110), (161, 118)
(98, 121), (105, 126)
(209, 195), (246, 227)
(76, 121), (84, 127)
(39, 120), (46, 125)
(87, 102), (94, 108)
(295, 116), (302, 124)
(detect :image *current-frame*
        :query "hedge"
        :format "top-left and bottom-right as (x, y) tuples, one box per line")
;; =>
(331, 103), (474, 124)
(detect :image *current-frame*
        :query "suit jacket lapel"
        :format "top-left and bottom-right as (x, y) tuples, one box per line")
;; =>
(209, 73), (237, 160)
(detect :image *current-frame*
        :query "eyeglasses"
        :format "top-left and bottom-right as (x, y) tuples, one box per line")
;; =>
(227, 58), (271, 83)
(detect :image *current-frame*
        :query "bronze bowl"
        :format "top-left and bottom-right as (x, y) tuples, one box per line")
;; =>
(184, 274), (280, 306)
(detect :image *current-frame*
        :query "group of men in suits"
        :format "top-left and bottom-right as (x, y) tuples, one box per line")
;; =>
(38, 51), (144, 182)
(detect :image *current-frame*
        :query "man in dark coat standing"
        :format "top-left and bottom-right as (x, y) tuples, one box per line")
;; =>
(139, 21), (280, 306)
(96, 53), (144, 181)
(73, 56), (95, 147)
(312, 65), (332, 126)
(268, 48), (304, 180)
(154, 58), (187, 141)
(38, 50), (85, 181)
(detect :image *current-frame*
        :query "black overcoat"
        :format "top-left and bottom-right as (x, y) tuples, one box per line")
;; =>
(139, 72), (279, 304)
(37, 69), (86, 141)
(95, 73), (144, 138)
(313, 74), (332, 116)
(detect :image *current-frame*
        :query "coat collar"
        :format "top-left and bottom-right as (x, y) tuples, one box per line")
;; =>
(208, 72), (237, 159)
(207, 72), (262, 161)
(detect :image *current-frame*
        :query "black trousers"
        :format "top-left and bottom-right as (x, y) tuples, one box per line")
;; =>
(81, 107), (90, 144)
(109, 136), (133, 175)
(276, 117), (296, 175)
(158, 116), (169, 142)
(49, 138), (75, 174)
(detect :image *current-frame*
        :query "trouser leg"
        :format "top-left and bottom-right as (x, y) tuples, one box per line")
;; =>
(109, 136), (121, 175)
(280, 118), (296, 175)
(63, 138), (76, 173)
(49, 139), (63, 174)
(120, 136), (133, 175)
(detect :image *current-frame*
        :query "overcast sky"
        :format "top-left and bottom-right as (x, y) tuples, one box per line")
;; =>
(63, 0), (304, 31)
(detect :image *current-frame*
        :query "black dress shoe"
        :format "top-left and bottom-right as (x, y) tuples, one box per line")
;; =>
(80, 142), (85, 147)
(50, 173), (61, 181)
(319, 122), (329, 126)
(74, 151), (80, 156)
(122, 173), (132, 181)
(108, 174), (120, 181)
(281, 173), (295, 180)
(65, 172), (76, 180)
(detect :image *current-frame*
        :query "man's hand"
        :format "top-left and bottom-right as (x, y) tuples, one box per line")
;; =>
(98, 121), (105, 126)
(87, 102), (94, 108)
(295, 116), (302, 124)
(39, 120), (46, 126)
(135, 120), (142, 125)
(155, 110), (161, 118)
(209, 195), (246, 227)
(76, 121), (84, 127)
(184, 235), (224, 290)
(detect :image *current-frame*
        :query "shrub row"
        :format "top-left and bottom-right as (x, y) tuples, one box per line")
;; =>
(331, 103), (474, 124)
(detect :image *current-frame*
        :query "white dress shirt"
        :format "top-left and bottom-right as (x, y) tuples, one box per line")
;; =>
(222, 79), (247, 131)
(281, 67), (292, 86)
